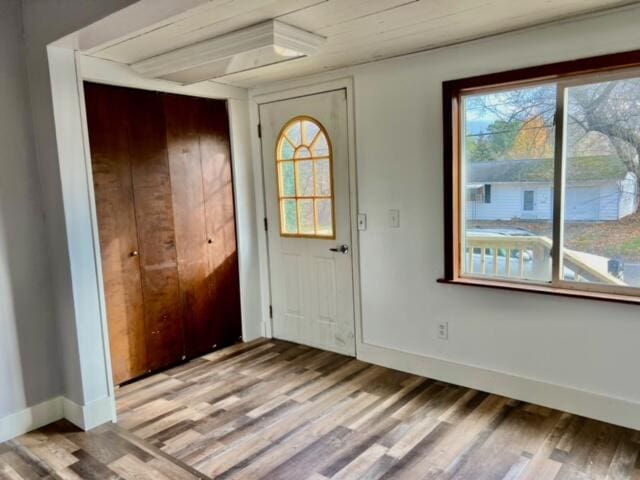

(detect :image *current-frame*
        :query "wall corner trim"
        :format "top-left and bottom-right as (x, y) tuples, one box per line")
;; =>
(62, 395), (116, 431)
(357, 341), (640, 430)
(0, 397), (64, 443)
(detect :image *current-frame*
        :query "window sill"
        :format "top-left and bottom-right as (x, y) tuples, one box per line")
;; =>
(436, 277), (640, 306)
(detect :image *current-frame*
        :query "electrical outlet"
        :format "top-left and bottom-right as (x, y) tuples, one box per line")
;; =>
(437, 321), (448, 340)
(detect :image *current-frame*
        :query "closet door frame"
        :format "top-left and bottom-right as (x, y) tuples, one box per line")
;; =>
(47, 48), (260, 427)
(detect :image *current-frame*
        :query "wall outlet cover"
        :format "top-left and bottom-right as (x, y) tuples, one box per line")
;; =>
(437, 321), (448, 340)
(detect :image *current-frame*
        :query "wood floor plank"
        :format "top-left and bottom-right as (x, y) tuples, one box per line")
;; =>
(3, 339), (640, 480)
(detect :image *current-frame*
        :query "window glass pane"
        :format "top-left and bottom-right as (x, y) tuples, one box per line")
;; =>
(311, 133), (329, 157)
(315, 199), (333, 236)
(296, 160), (314, 196)
(461, 84), (556, 282)
(281, 199), (298, 234)
(298, 199), (315, 234)
(286, 121), (302, 146)
(523, 190), (535, 211)
(278, 161), (295, 197)
(276, 117), (334, 238)
(562, 77), (640, 287)
(294, 146), (312, 158)
(279, 138), (295, 159)
(314, 159), (331, 196)
(302, 120), (320, 145)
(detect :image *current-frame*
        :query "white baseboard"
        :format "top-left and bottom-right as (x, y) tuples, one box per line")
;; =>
(0, 395), (116, 443)
(0, 397), (64, 443)
(63, 395), (116, 430)
(356, 341), (640, 430)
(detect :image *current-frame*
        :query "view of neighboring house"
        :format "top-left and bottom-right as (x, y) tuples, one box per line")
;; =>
(465, 156), (639, 221)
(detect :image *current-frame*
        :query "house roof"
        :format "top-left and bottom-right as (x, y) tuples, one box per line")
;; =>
(467, 156), (628, 183)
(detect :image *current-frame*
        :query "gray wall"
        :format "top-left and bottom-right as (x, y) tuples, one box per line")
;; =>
(20, 0), (136, 405)
(0, 0), (61, 417)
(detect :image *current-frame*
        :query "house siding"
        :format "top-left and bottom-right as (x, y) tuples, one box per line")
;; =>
(597, 181), (620, 221)
(466, 181), (630, 222)
(617, 173), (638, 219)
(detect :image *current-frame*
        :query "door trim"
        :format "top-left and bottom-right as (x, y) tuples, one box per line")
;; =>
(250, 78), (362, 355)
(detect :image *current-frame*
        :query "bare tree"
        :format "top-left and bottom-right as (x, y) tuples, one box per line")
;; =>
(468, 79), (640, 186)
(568, 79), (640, 183)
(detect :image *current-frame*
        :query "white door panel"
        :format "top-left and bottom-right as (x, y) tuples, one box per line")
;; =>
(259, 90), (355, 355)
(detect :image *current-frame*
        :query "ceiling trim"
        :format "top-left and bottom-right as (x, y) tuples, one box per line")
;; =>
(131, 20), (325, 84)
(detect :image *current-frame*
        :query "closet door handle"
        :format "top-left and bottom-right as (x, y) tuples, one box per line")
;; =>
(207, 238), (213, 244)
(130, 250), (139, 257)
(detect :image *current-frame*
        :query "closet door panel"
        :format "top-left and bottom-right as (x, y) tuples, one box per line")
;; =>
(164, 94), (214, 358)
(199, 99), (242, 346)
(85, 83), (147, 385)
(127, 89), (184, 371)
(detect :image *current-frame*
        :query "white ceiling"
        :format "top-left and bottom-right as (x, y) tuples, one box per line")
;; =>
(85, 0), (639, 88)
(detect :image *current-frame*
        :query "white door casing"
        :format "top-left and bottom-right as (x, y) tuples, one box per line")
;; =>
(259, 89), (356, 355)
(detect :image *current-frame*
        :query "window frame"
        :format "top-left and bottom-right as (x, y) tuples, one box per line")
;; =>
(441, 49), (640, 303)
(274, 115), (336, 239)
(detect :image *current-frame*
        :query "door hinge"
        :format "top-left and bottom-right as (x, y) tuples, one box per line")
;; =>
(269, 305), (273, 318)
(264, 217), (268, 231)
(257, 123), (262, 138)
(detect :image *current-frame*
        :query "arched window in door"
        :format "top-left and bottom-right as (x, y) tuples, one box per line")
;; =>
(275, 116), (335, 238)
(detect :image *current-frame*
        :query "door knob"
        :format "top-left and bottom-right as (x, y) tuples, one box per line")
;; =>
(329, 244), (349, 254)
(130, 250), (139, 257)
(208, 238), (213, 244)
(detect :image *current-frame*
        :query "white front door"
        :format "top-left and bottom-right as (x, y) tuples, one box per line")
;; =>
(259, 90), (355, 355)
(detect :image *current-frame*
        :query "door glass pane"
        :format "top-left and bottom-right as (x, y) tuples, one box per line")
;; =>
(562, 77), (640, 287)
(279, 137), (295, 160)
(281, 199), (298, 234)
(461, 84), (556, 282)
(295, 146), (312, 158)
(311, 134), (329, 157)
(285, 120), (302, 145)
(302, 120), (320, 145)
(315, 159), (331, 196)
(278, 161), (295, 197)
(296, 160), (314, 196)
(298, 199), (315, 234)
(315, 199), (333, 236)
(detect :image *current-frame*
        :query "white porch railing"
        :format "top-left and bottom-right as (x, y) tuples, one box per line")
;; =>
(464, 235), (625, 285)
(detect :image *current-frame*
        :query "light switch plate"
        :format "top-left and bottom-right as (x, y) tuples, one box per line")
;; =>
(357, 213), (367, 231)
(388, 209), (400, 228)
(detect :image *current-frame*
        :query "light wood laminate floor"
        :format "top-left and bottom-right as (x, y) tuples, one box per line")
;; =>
(3, 338), (640, 479)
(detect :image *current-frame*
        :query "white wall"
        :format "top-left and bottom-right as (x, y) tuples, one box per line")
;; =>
(252, 4), (640, 427)
(0, 0), (62, 421)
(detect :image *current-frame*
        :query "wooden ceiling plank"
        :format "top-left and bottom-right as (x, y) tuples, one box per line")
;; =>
(279, 0), (419, 30)
(76, 0), (216, 53)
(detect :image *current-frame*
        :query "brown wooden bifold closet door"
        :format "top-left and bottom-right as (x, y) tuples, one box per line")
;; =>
(84, 84), (148, 384)
(84, 83), (242, 385)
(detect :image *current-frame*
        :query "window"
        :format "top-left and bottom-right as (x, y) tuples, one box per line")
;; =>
(484, 184), (492, 204)
(443, 50), (640, 301)
(523, 190), (534, 211)
(276, 116), (334, 238)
